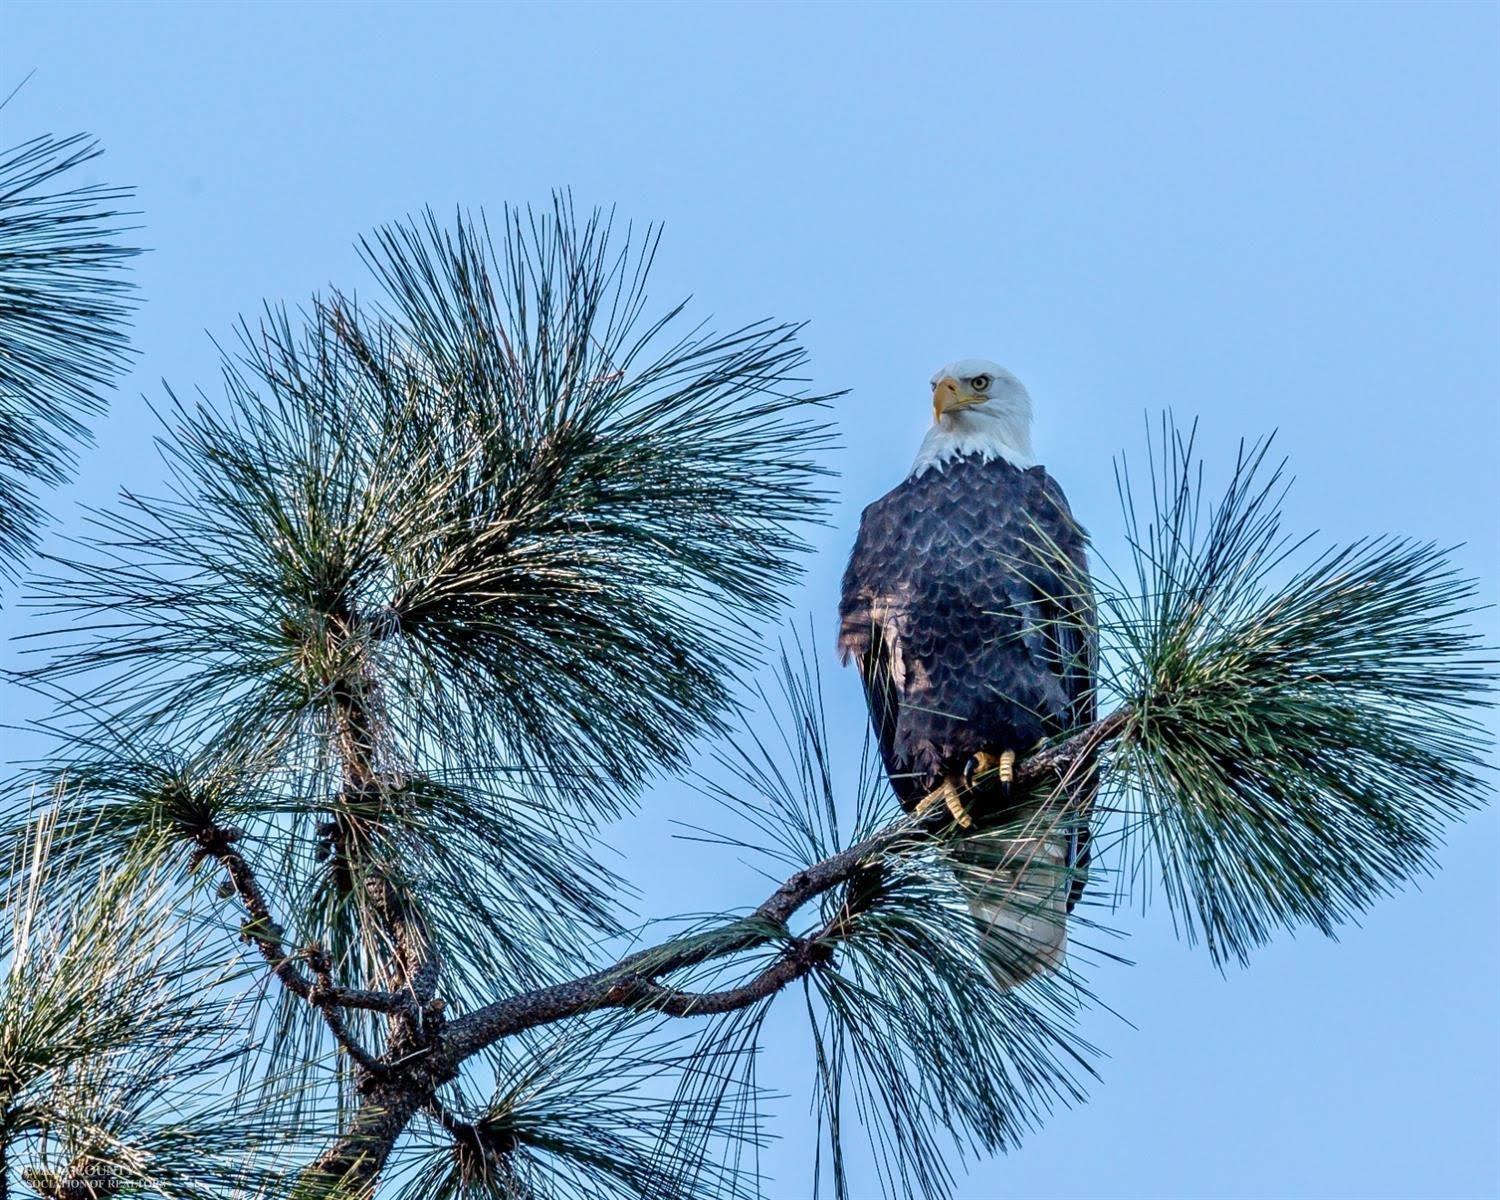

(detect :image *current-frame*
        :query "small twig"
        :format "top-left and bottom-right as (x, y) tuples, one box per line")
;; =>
(609, 936), (835, 1018)
(307, 944), (392, 1075)
(319, 1002), (389, 1076)
(200, 827), (398, 1067)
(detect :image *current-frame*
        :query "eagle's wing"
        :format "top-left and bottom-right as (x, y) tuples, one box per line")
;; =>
(1034, 472), (1097, 732)
(1029, 472), (1098, 913)
(838, 495), (929, 808)
(840, 461), (1097, 989)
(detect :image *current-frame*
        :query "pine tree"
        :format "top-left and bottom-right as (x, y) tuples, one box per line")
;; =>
(0, 157), (1490, 1198)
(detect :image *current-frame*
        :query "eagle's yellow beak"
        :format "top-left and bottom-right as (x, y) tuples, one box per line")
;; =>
(933, 375), (967, 419)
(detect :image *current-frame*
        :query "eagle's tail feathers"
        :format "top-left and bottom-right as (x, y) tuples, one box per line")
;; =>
(959, 834), (1073, 991)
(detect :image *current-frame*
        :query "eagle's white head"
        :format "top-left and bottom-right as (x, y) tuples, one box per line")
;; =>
(910, 357), (1035, 477)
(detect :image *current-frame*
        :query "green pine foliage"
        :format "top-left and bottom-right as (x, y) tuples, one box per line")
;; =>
(402, 1021), (761, 1200)
(26, 204), (835, 798)
(0, 192), (1489, 1200)
(0, 816), (291, 1197)
(0, 128), (138, 582)
(1101, 423), (1492, 965)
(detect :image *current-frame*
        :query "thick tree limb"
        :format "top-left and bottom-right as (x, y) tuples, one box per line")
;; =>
(446, 710), (1125, 1058)
(303, 710), (1127, 1193)
(302, 1083), (430, 1197)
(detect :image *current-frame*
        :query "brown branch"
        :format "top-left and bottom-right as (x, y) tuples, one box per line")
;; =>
(329, 682), (442, 1004)
(308, 983), (417, 1015)
(445, 710), (1126, 1059)
(299, 672), (450, 1194)
(303, 710), (1128, 1193)
(301, 1082), (430, 1197)
(195, 824), (313, 1000)
(196, 825), (396, 1071)
(607, 936), (835, 1018)
(306, 945), (394, 1076)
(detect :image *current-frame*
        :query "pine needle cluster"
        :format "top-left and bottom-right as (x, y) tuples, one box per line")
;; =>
(1100, 423), (1492, 965)
(0, 127), (138, 580)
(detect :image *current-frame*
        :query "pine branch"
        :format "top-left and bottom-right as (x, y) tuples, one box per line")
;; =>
(608, 940), (832, 1018)
(448, 712), (1119, 1058)
(297, 718), (1118, 1194)
(1099, 419), (1495, 964)
(300, 1082), (432, 1198)
(195, 821), (310, 995)
(197, 820), (396, 1073)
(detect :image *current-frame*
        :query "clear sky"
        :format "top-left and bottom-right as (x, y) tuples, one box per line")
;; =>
(5, 3), (1498, 1198)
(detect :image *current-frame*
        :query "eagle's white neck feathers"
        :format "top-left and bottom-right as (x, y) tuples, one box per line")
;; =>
(910, 359), (1035, 477)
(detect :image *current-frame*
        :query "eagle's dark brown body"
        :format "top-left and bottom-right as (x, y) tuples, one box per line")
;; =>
(838, 452), (1096, 919)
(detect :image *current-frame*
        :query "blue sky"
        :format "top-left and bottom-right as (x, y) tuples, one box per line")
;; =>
(6, 3), (1498, 1197)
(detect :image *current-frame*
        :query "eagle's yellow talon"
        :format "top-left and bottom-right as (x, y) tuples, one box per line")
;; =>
(945, 786), (974, 829)
(964, 750), (1015, 788)
(967, 750), (1005, 781)
(915, 781), (973, 829)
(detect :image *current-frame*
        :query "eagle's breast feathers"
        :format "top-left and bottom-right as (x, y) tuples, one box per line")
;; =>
(838, 453), (1095, 801)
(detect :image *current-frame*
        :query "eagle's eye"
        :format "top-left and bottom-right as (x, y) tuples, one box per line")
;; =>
(970, 374), (992, 391)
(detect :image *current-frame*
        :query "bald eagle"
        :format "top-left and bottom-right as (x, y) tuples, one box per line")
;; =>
(839, 359), (1096, 988)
